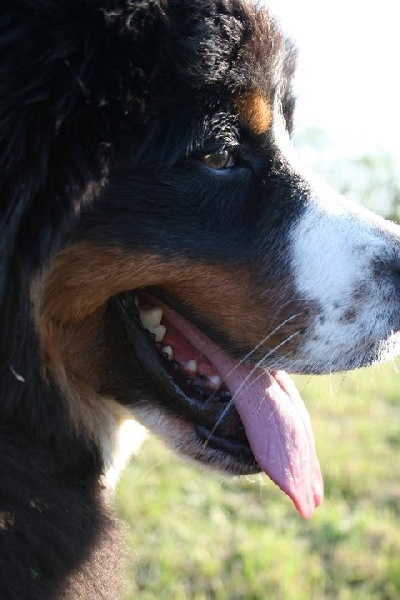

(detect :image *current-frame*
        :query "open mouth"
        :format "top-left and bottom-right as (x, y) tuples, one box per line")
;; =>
(111, 291), (324, 519)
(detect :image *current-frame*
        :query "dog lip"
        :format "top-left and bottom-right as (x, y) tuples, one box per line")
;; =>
(110, 292), (257, 467)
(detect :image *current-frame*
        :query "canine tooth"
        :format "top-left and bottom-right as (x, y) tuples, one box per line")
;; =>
(152, 325), (166, 342)
(208, 375), (222, 389)
(161, 345), (173, 360)
(185, 360), (197, 375)
(139, 307), (163, 329)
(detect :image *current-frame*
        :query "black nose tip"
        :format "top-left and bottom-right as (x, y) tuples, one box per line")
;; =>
(378, 256), (400, 303)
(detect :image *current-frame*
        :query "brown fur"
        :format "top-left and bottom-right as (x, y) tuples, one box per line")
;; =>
(236, 92), (272, 134)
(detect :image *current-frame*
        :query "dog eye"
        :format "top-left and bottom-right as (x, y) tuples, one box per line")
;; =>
(201, 150), (235, 170)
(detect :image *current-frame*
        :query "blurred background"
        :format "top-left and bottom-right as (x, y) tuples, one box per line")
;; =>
(116, 2), (400, 598)
(269, 0), (400, 218)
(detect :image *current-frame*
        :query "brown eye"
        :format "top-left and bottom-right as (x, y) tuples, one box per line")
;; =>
(202, 150), (235, 170)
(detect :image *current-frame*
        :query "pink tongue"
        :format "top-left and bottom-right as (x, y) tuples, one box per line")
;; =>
(214, 359), (324, 518)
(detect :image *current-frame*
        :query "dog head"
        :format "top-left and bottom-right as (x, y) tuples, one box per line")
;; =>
(2, 0), (400, 518)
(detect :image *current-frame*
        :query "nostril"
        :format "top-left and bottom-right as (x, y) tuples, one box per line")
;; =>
(390, 256), (400, 275)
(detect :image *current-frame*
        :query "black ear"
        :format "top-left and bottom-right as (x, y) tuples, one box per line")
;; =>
(0, 4), (79, 297)
(0, 3), (116, 299)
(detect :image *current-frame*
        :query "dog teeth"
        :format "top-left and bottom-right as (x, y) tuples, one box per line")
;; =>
(185, 360), (197, 375)
(152, 325), (166, 342)
(137, 305), (222, 388)
(161, 345), (173, 360)
(207, 375), (222, 389)
(139, 307), (163, 330)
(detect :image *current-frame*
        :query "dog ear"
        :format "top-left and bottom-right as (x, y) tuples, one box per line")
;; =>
(0, 6), (123, 300)
(0, 6), (87, 299)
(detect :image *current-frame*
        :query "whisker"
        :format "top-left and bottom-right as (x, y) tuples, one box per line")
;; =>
(227, 329), (303, 415)
(205, 311), (304, 382)
(204, 329), (302, 444)
(201, 313), (303, 427)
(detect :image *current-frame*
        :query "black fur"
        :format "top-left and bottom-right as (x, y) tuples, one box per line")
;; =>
(0, 1), (300, 597)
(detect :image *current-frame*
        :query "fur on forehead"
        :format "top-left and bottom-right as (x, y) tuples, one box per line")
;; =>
(101, 0), (292, 107)
(152, 1), (291, 100)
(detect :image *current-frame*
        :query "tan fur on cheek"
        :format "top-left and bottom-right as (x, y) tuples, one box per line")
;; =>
(40, 241), (310, 358)
(38, 306), (113, 438)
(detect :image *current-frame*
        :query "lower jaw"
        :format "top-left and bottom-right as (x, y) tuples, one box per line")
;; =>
(131, 403), (260, 476)
(194, 424), (259, 472)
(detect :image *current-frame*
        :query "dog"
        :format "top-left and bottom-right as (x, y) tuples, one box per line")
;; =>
(1, 0), (400, 598)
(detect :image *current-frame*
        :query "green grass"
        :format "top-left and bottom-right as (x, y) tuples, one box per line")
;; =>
(114, 362), (400, 599)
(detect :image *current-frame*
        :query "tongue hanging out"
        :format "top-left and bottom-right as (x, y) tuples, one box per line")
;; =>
(211, 360), (324, 518)
(138, 294), (324, 518)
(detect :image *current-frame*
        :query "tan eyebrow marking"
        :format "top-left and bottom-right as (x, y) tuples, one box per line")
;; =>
(235, 92), (272, 134)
